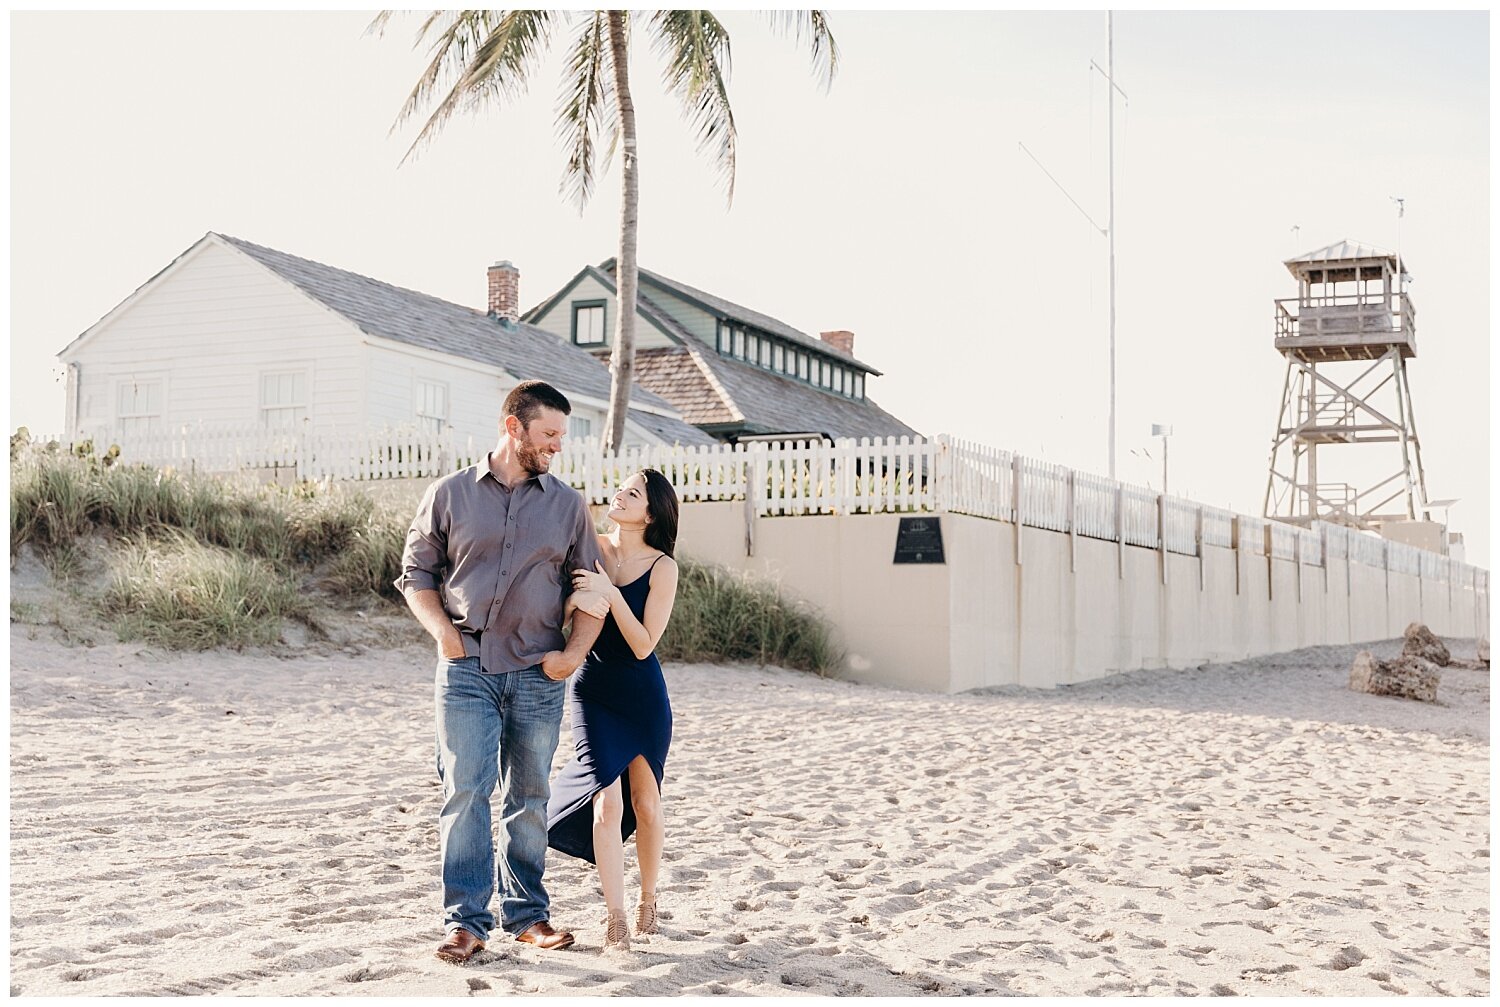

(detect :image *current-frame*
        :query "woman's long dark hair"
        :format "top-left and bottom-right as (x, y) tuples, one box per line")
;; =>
(639, 469), (679, 558)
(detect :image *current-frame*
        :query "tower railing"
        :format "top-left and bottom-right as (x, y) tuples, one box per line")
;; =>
(1274, 293), (1413, 342)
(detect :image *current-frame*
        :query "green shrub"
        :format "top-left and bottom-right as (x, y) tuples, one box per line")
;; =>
(103, 532), (311, 651)
(659, 557), (842, 675)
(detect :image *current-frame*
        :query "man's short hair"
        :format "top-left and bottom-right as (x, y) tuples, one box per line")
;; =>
(503, 380), (572, 429)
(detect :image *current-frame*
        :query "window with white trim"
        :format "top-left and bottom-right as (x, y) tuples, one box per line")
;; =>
(569, 415), (593, 440)
(260, 370), (308, 429)
(117, 378), (163, 435)
(416, 378), (449, 433)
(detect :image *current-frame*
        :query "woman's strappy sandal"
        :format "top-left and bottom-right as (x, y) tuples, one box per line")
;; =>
(604, 911), (631, 951)
(634, 899), (658, 937)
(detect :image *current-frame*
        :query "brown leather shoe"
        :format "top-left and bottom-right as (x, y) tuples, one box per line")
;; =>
(514, 920), (575, 950)
(435, 928), (485, 964)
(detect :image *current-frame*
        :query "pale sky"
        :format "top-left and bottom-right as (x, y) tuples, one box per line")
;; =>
(9, 10), (1491, 565)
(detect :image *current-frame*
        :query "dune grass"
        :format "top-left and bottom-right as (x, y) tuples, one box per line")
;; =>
(13, 431), (841, 671)
(658, 558), (842, 675)
(11, 434), (392, 572)
(104, 532), (314, 651)
(318, 508), (410, 600)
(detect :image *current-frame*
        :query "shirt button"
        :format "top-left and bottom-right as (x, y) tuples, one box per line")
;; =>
(505, 542), (512, 549)
(501, 570), (508, 577)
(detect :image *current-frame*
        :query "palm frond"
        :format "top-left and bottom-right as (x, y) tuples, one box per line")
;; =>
(365, 10), (395, 37)
(555, 11), (617, 214)
(764, 10), (839, 91)
(648, 10), (738, 205)
(390, 10), (556, 165)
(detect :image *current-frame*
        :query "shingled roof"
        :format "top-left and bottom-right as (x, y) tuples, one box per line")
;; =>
(629, 344), (918, 442)
(597, 258), (883, 375)
(215, 234), (682, 418)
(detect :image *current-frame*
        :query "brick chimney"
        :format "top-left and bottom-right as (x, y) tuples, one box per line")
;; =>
(819, 330), (855, 357)
(487, 260), (520, 322)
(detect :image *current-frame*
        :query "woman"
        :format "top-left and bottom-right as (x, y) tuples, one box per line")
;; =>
(547, 468), (680, 951)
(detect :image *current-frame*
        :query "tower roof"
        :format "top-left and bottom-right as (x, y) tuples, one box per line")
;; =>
(1285, 239), (1404, 278)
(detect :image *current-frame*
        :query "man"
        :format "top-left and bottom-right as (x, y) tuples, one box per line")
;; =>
(396, 380), (609, 964)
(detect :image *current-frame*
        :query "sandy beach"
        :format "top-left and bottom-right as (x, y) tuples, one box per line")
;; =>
(8, 621), (1489, 997)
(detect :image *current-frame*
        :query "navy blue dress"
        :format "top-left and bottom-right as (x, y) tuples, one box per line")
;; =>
(547, 557), (673, 864)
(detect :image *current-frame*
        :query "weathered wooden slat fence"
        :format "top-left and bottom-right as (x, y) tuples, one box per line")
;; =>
(43, 425), (1489, 596)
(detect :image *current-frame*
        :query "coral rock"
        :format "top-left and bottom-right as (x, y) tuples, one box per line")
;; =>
(1350, 650), (1440, 703)
(1402, 623), (1451, 667)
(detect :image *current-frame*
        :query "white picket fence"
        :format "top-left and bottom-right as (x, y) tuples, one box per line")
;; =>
(59, 423), (485, 482)
(37, 425), (1489, 595)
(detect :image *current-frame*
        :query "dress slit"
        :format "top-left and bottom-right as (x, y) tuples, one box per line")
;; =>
(546, 563), (673, 866)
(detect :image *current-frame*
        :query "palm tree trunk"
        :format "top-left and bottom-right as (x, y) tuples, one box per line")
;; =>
(602, 10), (637, 455)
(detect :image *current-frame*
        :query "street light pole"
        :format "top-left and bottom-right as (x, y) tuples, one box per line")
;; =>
(1152, 423), (1172, 496)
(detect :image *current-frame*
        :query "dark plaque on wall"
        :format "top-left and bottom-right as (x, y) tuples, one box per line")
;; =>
(893, 516), (945, 564)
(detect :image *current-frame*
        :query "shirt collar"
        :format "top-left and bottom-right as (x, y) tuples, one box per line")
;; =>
(477, 454), (548, 491)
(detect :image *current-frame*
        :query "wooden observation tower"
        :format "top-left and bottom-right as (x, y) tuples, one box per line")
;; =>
(1263, 240), (1431, 530)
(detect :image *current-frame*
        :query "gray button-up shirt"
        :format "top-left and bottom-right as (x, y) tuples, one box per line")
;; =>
(395, 458), (604, 675)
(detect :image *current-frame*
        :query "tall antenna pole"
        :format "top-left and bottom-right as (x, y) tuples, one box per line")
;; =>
(1022, 18), (1126, 479)
(1107, 10), (1117, 480)
(1391, 196), (1405, 295)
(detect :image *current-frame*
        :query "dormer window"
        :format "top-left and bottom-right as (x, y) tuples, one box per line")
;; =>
(572, 301), (607, 345)
(712, 320), (866, 400)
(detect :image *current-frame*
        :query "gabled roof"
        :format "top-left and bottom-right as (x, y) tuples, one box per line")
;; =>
(1286, 239), (1404, 274)
(214, 234), (676, 413)
(630, 343), (918, 442)
(597, 258), (882, 375)
(521, 262), (695, 351)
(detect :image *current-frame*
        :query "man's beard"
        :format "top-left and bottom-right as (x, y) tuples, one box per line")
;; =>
(516, 439), (551, 476)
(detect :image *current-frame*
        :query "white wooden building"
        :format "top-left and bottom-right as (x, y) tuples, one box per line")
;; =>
(56, 232), (712, 455)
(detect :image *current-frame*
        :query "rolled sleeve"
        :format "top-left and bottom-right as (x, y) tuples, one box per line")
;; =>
(394, 481), (446, 595)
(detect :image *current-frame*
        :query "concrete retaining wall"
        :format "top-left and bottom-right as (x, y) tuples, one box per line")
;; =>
(672, 502), (1489, 693)
(372, 482), (1487, 694)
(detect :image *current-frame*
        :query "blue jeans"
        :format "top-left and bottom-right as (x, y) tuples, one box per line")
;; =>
(434, 658), (565, 941)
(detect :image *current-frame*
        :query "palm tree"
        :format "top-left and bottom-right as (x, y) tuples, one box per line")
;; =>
(370, 10), (838, 453)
